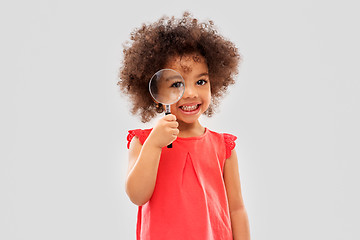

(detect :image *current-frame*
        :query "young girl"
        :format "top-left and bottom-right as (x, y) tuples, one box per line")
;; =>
(118, 12), (250, 240)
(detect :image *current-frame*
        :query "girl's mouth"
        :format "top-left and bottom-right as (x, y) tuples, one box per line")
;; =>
(179, 104), (201, 114)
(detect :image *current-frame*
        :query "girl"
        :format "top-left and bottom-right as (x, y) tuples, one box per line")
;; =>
(118, 12), (250, 240)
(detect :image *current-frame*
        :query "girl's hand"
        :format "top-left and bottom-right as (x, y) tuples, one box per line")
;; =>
(146, 114), (179, 148)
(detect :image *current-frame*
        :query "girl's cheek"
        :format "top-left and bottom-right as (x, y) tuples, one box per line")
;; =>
(170, 103), (179, 114)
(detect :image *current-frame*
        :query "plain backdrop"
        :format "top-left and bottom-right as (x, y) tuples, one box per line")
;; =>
(1, 0), (359, 239)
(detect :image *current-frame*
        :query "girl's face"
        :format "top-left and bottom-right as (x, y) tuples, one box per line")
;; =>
(164, 53), (211, 125)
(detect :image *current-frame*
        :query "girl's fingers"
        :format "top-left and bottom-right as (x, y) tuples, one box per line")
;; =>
(172, 128), (179, 136)
(163, 114), (176, 121)
(168, 121), (179, 128)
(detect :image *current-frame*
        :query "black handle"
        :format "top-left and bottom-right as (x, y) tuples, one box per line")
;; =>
(165, 111), (173, 148)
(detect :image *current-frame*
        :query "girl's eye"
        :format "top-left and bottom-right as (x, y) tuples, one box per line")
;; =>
(197, 79), (208, 86)
(171, 82), (184, 88)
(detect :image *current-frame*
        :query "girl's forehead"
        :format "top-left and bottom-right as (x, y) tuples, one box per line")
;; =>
(166, 53), (208, 74)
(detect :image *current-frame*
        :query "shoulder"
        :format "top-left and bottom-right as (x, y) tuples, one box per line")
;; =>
(207, 129), (237, 159)
(126, 128), (153, 149)
(207, 128), (237, 142)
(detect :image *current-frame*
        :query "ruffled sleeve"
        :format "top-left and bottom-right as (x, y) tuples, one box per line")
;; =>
(127, 129), (152, 149)
(223, 133), (237, 159)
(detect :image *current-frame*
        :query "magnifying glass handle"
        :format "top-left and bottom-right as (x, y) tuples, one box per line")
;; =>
(165, 106), (173, 148)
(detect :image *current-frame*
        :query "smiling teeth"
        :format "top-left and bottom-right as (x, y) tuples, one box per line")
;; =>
(181, 105), (198, 111)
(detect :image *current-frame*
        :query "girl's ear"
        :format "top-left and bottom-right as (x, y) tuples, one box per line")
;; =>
(152, 99), (161, 108)
(153, 100), (163, 112)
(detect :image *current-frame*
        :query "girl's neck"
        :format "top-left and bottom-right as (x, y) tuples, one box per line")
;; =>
(177, 120), (206, 138)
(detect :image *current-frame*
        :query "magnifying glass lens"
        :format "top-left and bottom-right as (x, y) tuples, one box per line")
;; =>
(149, 69), (185, 106)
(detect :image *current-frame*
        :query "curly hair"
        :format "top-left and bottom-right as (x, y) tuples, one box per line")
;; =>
(118, 12), (241, 122)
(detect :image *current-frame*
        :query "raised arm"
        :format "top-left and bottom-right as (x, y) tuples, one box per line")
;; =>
(125, 114), (179, 206)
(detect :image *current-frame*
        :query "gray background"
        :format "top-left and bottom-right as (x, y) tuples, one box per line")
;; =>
(1, 0), (359, 239)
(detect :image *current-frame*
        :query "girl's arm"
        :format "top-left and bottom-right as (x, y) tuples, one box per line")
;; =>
(224, 149), (251, 240)
(125, 114), (179, 206)
(125, 136), (162, 206)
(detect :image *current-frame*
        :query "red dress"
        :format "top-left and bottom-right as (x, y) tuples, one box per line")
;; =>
(127, 128), (237, 240)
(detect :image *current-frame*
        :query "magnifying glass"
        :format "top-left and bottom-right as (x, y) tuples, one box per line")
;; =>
(149, 69), (185, 148)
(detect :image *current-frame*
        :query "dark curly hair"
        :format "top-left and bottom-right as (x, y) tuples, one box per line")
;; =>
(118, 12), (241, 122)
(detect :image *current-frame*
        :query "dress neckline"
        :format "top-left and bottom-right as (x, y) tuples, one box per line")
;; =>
(176, 127), (208, 140)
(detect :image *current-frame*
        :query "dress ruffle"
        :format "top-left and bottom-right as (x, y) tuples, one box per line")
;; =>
(224, 133), (237, 159)
(127, 129), (152, 149)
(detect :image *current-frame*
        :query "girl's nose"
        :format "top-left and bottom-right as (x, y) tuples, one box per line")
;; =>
(182, 85), (198, 99)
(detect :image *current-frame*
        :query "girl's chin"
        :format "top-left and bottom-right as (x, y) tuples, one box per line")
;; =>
(173, 109), (204, 124)
(177, 118), (198, 125)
